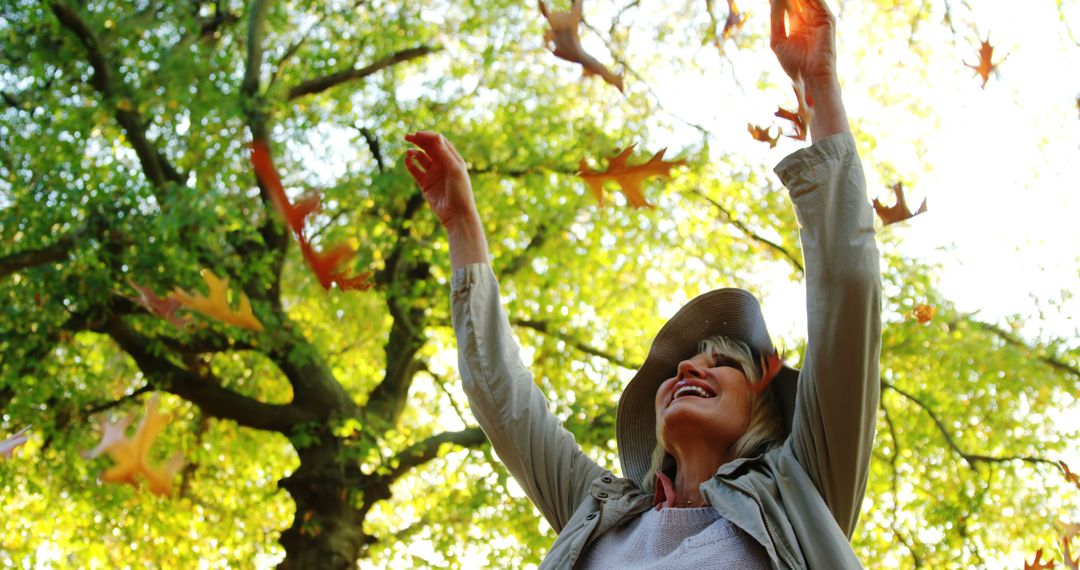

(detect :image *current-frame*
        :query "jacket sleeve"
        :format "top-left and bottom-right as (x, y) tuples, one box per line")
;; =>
(450, 263), (607, 533)
(773, 133), (882, 538)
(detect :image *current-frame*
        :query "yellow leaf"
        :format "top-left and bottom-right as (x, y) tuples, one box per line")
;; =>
(171, 269), (264, 331)
(578, 145), (686, 208)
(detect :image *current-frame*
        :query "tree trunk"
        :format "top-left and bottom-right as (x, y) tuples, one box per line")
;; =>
(277, 438), (366, 569)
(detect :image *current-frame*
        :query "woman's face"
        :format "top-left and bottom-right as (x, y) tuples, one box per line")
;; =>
(654, 351), (753, 451)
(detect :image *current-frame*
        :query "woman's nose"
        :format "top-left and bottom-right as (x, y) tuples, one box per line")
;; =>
(677, 359), (705, 380)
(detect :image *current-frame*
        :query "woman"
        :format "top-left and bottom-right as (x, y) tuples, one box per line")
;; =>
(404, 0), (880, 567)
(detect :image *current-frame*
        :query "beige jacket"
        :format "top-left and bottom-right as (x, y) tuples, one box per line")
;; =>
(451, 133), (881, 569)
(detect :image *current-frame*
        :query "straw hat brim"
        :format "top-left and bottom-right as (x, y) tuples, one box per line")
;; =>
(615, 288), (799, 488)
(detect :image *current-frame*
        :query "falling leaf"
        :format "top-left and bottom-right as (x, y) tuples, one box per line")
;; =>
(171, 269), (264, 331)
(748, 123), (780, 148)
(913, 304), (936, 324)
(1024, 548), (1056, 570)
(578, 144), (687, 208)
(721, 0), (745, 40)
(251, 139), (372, 292)
(872, 183), (927, 226)
(964, 36), (1006, 89)
(298, 238), (373, 292)
(127, 279), (191, 329)
(250, 140), (322, 235)
(1063, 521), (1080, 570)
(84, 395), (185, 497)
(538, 0), (624, 92)
(775, 82), (810, 141)
(1062, 461), (1080, 491)
(0, 426), (31, 459)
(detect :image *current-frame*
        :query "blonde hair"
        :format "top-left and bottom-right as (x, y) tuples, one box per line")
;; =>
(641, 335), (785, 491)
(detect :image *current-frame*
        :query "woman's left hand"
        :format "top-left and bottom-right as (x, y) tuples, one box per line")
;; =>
(770, 0), (837, 85)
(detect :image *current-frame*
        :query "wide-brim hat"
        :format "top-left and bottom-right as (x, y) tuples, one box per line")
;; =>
(616, 287), (799, 488)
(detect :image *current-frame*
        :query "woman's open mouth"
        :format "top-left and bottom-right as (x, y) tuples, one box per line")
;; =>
(670, 380), (717, 403)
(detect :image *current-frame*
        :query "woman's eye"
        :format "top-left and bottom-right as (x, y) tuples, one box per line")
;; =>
(713, 356), (742, 372)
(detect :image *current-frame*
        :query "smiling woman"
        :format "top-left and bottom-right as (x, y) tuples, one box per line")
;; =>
(405, 1), (881, 567)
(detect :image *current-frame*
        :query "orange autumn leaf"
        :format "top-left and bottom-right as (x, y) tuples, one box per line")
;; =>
(1062, 461), (1080, 491)
(873, 183), (927, 226)
(913, 304), (936, 324)
(1062, 521), (1080, 570)
(1, 426), (31, 459)
(578, 145), (687, 208)
(964, 36), (1005, 89)
(298, 237), (373, 292)
(748, 123), (780, 148)
(750, 350), (784, 395)
(171, 269), (264, 331)
(775, 82), (810, 141)
(250, 139), (322, 235)
(538, 0), (624, 92)
(127, 279), (191, 329)
(84, 395), (185, 497)
(1025, 548), (1057, 570)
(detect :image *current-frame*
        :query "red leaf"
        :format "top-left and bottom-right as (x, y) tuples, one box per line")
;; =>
(748, 123), (780, 148)
(1025, 548), (1056, 570)
(750, 350), (784, 395)
(964, 36), (1006, 89)
(578, 145), (686, 208)
(250, 139), (322, 235)
(721, 0), (745, 41)
(873, 183), (927, 226)
(128, 279), (190, 329)
(913, 304), (936, 324)
(1062, 461), (1080, 492)
(775, 82), (810, 141)
(538, 0), (624, 92)
(299, 237), (372, 292)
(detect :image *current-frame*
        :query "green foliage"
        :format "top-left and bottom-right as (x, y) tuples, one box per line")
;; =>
(2, 0), (1078, 568)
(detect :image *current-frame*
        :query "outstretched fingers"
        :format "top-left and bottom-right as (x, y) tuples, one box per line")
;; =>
(405, 131), (460, 170)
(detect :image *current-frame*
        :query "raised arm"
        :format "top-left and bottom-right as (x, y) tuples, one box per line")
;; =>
(769, 0), (882, 537)
(405, 132), (606, 532)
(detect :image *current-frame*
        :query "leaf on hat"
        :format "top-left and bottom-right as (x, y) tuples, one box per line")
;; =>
(750, 350), (784, 395)
(538, 0), (624, 92)
(873, 183), (927, 226)
(578, 144), (687, 208)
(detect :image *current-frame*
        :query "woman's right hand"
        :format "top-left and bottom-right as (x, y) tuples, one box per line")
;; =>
(405, 131), (489, 269)
(405, 131), (479, 233)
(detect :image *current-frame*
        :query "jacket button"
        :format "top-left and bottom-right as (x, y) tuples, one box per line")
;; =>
(597, 492), (608, 499)
(586, 513), (597, 521)
(601, 476), (613, 483)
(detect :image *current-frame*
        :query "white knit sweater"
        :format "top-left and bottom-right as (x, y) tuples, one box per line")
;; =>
(578, 507), (771, 569)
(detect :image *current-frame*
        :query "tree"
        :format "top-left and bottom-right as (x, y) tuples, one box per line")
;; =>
(2, 0), (1077, 567)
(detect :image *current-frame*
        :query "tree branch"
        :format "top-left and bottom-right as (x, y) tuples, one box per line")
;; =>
(0, 233), (76, 279)
(512, 318), (639, 370)
(688, 188), (804, 275)
(49, 1), (184, 187)
(882, 380), (1058, 469)
(384, 428), (486, 484)
(287, 45), (439, 101)
(102, 316), (315, 432)
(964, 317), (1080, 379)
